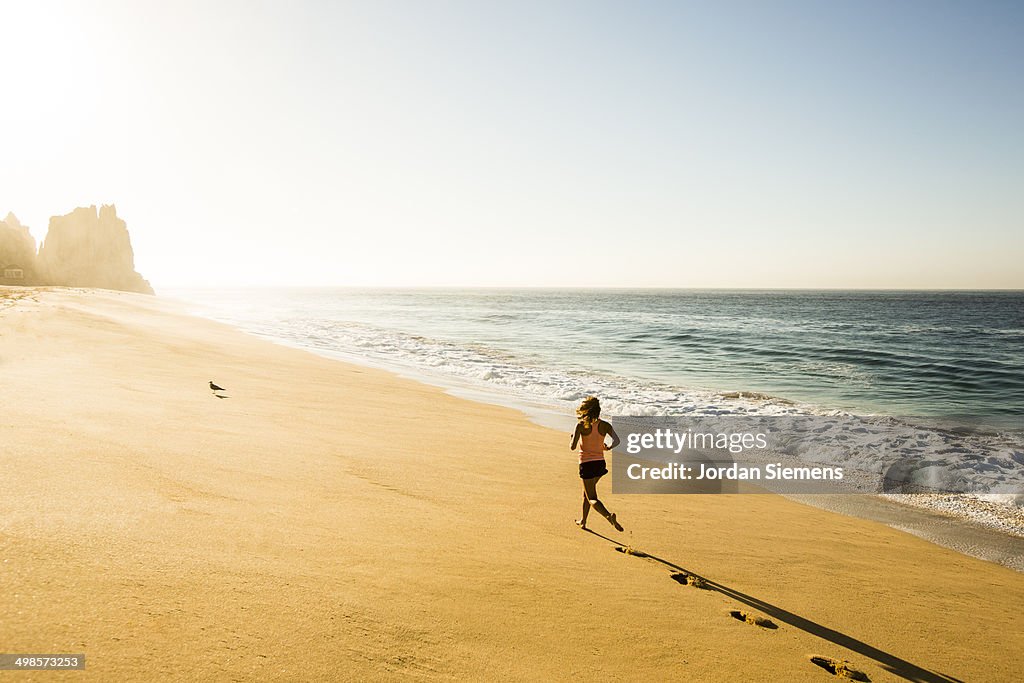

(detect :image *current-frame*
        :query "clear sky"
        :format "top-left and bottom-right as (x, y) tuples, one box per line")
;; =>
(1, 0), (1021, 288)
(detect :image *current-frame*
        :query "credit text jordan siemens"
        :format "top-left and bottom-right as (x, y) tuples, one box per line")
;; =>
(623, 428), (844, 481)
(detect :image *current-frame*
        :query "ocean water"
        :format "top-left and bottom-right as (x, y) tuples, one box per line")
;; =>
(170, 288), (1023, 429)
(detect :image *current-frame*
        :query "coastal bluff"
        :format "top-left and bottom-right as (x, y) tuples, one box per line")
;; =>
(1, 204), (153, 294)
(0, 212), (38, 283)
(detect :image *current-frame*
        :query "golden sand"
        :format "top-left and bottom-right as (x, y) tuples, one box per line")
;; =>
(2, 287), (1022, 681)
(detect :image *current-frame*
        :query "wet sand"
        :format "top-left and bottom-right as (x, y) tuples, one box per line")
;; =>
(789, 494), (1024, 572)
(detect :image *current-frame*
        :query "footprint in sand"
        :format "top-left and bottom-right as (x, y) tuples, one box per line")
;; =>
(728, 610), (777, 629)
(808, 655), (870, 681)
(669, 571), (709, 590)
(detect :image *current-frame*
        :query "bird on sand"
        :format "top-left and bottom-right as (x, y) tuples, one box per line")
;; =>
(209, 380), (226, 392)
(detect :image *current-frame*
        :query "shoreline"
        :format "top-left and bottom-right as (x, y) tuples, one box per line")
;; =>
(164, 286), (1024, 431)
(168, 290), (1024, 571)
(3, 286), (1023, 680)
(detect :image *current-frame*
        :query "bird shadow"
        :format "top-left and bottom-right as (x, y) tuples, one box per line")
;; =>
(213, 394), (230, 399)
(582, 528), (964, 683)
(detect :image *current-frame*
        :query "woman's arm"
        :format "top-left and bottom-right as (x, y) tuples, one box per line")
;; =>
(603, 422), (621, 451)
(570, 422), (581, 450)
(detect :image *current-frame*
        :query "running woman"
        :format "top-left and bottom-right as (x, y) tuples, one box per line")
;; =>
(571, 396), (624, 531)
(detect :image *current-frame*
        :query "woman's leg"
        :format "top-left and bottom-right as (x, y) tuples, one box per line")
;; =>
(576, 485), (591, 528)
(583, 476), (623, 531)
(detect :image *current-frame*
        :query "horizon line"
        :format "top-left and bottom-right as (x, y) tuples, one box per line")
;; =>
(152, 284), (1024, 292)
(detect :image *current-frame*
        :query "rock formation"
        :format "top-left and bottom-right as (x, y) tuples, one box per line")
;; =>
(37, 205), (153, 294)
(0, 213), (39, 284)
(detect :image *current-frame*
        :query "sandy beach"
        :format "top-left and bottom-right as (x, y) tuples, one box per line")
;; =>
(2, 286), (1023, 682)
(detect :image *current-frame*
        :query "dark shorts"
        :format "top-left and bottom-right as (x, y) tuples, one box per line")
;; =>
(579, 460), (608, 480)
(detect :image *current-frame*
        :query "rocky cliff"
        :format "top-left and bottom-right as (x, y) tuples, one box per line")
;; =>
(0, 213), (39, 283)
(36, 205), (153, 294)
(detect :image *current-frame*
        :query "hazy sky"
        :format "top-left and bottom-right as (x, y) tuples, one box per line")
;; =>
(1, 0), (1021, 288)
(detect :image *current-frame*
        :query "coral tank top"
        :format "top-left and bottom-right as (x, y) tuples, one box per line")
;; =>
(579, 422), (606, 464)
